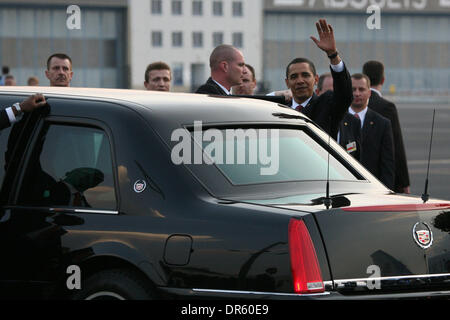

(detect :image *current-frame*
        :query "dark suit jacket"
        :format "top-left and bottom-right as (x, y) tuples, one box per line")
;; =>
(368, 90), (410, 192)
(290, 63), (353, 139)
(195, 77), (286, 104)
(195, 77), (228, 95)
(0, 109), (11, 130)
(359, 108), (395, 190)
(338, 112), (362, 161)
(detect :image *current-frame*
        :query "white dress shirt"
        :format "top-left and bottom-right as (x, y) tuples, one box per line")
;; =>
(212, 79), (231, 95)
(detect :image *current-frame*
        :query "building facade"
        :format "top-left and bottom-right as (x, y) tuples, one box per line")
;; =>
(263, 0), (450, 95)
(0, 0), (127, 88)
(129, 0), (263, 91)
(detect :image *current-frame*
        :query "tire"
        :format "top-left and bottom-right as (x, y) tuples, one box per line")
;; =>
(72, 269), (154, 300)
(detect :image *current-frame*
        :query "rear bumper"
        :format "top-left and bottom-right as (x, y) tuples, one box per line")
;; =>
(159, 287), (450, 300)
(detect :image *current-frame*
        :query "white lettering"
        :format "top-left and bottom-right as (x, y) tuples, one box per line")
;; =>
(369, 0), (386, 7)
(350, 0), (368, 9)
(258, 129), (279, 176)
(274, 0), (305, 5)
(330, 0), (348, 8)
(66, 5), (81, 30)
(366, 5), (382, 29)
(170, 122), (280, 175)
(171, 128), (192, 165)
(203, 129), (223, 164)
(193, 121), (203, 165)
(181, 304), (216, 318)
(387, 0), (402, 8)
(66, 265), (81, 290)
(367, 265), (381, 290)
(412, 0), (426, 9)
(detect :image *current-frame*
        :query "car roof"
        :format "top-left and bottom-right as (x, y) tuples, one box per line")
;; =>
(0, 86), (306, 125)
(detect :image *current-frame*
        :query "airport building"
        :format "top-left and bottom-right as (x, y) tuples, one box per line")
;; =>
(0, 0), (127, 88)
(0, 0), (449, 95)
(263, 0), (450, 95)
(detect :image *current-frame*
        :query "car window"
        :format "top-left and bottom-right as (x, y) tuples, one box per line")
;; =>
(17, 123), (116, 210)
(198, 128), (358, 185)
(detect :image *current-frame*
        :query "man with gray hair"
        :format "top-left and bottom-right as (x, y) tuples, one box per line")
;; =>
(195, 44), (247, 95)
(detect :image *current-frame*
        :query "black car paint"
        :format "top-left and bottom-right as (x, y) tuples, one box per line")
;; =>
(0, 89), (448, 299)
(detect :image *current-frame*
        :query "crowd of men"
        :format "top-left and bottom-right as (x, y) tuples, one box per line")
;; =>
(0, 19), (410, 193)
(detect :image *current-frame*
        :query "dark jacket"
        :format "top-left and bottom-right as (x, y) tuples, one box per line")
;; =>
(359, 108), (395, 190)
(195, 77), (286, 104)
(0, 109), (11, 130)
(290, 63), (353, 139)
(195, 77), (228, 95)
(338, 112), (362, 161)
(368, 90), (410, 192)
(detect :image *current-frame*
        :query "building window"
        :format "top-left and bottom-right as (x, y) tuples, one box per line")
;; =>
(192, 0), (203, 16)
(172, 0), (182, 15)
(173, 63), (184, 86)
(212, 32), (223, 47)
(232, 1), (243, 16)
(152, 31), (163, 47)
(213, 1), (223, 16)
(193, 32), (203, 48)
(232, 32), (243, 48)
(172, 31), (183, 47)
(151, 0), (162, 14)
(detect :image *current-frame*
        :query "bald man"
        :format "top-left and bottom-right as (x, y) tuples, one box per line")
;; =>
(195, 44), (247, 95)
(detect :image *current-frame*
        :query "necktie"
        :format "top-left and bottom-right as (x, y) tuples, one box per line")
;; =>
(354, 113), (360, 119)
(295, 105), (303, 112)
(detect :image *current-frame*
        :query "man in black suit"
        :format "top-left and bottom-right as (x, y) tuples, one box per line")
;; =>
(318, 73), (361, 160)
(344, 73), (395, 189)
(1, 93), (47, 130)
(363, 60), (410, 194)
(284, 19), (353, 139)
(195, 44), (247, 95)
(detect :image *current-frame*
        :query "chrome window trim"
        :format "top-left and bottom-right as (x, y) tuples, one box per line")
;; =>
(49, 207), (119, 215)
(192, 288), (330, 297)
(73, 208), (119, 215)
(325, 273), (450, 289)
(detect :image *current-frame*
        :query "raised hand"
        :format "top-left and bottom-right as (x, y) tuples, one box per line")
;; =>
(310, 19), (337, 56)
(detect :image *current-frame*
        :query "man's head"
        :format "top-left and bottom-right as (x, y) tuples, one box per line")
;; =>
(4, 75), (16, 86)
(45, 53), (73, 87)
(285, 57), (318, 104)
(316, 73), (333, 96)
(232, 64), (256, 95)
(27, 76), (39, 86)
(362, 60), (384, 87)
(351, 73), (372, 112)
(144, 61), (172, 91)
(209, 44), (247, 91)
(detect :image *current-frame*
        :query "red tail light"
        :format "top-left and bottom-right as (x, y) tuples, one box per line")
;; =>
(288, 219), (324, 294)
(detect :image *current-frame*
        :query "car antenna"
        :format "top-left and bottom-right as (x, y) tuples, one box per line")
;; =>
(421, 109), (436, 203)
(323, 133), (332, 210)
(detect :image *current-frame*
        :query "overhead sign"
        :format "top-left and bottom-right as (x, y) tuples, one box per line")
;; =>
(269, 0), (450, 12)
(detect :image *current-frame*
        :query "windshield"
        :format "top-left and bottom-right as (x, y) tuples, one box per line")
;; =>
(197, 127), (359, 185)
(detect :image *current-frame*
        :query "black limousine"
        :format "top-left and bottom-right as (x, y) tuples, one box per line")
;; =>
(0, 87), (449, 299)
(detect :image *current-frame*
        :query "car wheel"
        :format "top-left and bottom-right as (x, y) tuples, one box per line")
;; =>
(71, 269), (154, 300)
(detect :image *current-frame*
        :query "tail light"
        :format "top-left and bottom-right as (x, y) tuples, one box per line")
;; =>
(288, 218), (324, 294)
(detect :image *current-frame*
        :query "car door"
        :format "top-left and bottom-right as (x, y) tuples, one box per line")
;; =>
(0, 112), (117, 298)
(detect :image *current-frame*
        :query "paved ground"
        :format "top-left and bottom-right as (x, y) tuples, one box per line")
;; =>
(396, 102), (450, 201)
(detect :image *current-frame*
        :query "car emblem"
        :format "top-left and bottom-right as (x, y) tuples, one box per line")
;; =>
(133, 180), (147, 193)
(412, 222), (433, 249)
